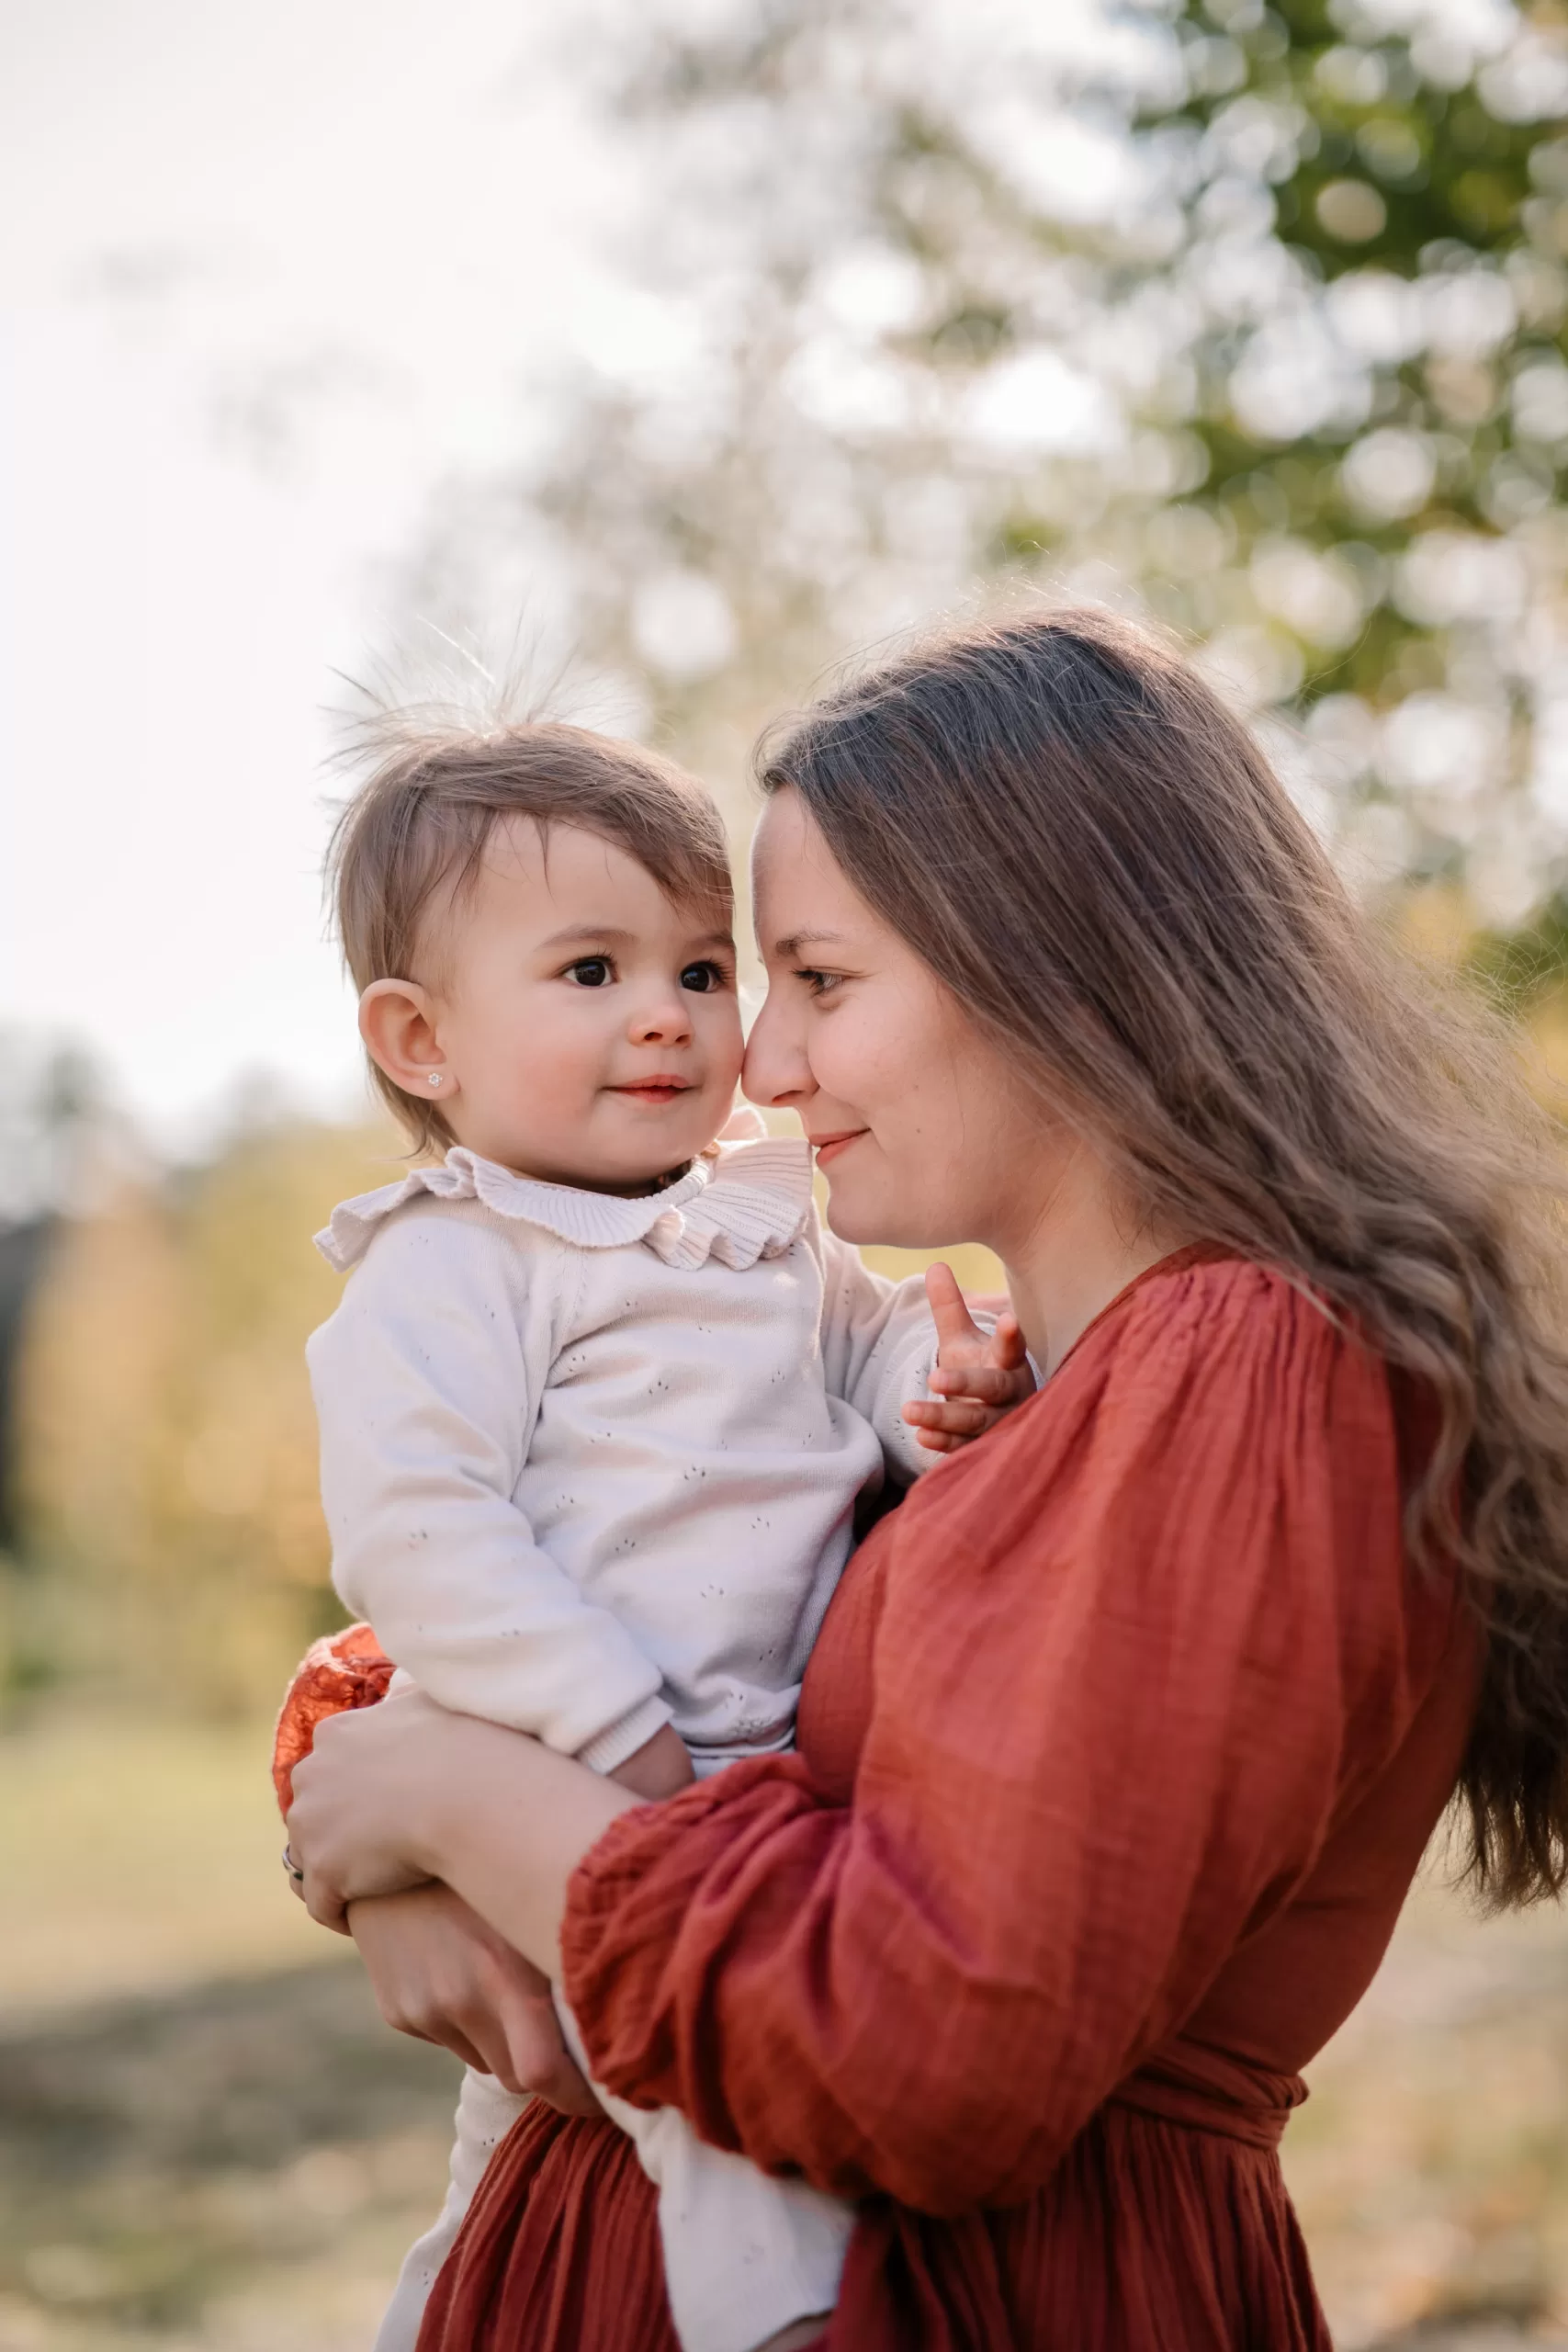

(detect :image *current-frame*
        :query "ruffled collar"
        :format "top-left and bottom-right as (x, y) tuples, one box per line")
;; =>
(316, 1108), (814, 1275)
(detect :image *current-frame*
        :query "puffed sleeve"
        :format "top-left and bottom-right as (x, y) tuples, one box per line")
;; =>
(561, 1258), (1454, 2212)
(308, 1204), (670, 1771)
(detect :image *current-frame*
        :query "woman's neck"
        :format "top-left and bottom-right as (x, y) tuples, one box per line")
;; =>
(997, 1145), (1190, 1379)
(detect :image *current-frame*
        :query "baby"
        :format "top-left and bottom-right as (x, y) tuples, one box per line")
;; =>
(305, 718), (1027, 2352)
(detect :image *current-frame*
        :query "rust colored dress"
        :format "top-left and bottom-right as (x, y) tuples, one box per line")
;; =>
(308, 1250), (1480, 2351)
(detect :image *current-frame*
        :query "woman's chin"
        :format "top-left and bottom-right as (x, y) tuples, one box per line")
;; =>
(819, 1180), (876, 1244)
(822, 1176), (923, 1250)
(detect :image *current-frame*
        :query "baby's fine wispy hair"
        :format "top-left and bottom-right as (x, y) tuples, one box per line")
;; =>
(325, 628), (733, 1156)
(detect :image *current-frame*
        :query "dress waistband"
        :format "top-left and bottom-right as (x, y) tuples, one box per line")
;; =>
(1108, 2041), (1308, 2152)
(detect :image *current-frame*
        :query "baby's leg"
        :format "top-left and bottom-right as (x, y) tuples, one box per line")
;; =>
(374, 2064), (529, 2352)
(555, 1995), (851, 2352)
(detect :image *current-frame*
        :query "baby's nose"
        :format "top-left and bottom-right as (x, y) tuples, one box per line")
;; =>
(631, 996), (692, 1042)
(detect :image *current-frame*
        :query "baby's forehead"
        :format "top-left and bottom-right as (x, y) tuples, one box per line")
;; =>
(429, 816), (733, 956)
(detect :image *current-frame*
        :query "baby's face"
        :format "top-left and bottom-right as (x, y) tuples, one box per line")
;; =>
(420, 817), (742, 1193)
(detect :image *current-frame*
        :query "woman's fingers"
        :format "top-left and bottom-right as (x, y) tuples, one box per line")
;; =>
(491, 1960), (604, 2115)
(390, 2010), (493, 2075)
(286, 1701), (446, 1919)
(345, 1884), (604, 2116)
(301, 1867), (355, 1935)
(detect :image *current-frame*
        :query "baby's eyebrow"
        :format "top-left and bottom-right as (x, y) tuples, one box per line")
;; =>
(538, 922), (736, 954)
(538, 923), (637, 949)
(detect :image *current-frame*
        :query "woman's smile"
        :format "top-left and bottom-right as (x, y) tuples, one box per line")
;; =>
(809, 1128), (868, 1166)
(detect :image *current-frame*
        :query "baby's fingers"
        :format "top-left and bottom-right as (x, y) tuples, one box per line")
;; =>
(928, 1363), (1020, 1406)
(988, 1311), (1030, 1370)
(903, 1396), (991, 1438)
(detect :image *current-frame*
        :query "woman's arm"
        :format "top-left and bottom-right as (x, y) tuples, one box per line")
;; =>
(288, 1690), (647, 1962)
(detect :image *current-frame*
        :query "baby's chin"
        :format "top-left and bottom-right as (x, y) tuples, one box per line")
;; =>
(565, 1129), (722, 1197)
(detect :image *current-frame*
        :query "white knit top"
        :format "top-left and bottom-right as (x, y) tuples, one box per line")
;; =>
(307, 1115), (942, 1776)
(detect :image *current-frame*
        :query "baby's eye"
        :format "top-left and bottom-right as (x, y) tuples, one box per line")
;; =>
(565, 956), (613, 988)
(680, 960), (726, 994)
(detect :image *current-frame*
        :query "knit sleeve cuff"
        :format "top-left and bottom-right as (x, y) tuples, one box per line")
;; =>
(576, 1693), (676, 1777)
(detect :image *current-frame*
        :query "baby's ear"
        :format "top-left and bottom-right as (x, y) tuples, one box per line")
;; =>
(358, 978), (452, 1102)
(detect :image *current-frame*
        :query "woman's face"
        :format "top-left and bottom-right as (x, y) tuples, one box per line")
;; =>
(744, 787), (1056, 1250)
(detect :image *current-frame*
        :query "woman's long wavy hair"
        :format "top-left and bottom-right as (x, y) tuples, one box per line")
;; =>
(760, 606), (1568, 1907)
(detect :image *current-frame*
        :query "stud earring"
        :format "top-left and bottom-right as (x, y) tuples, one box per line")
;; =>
(428, 1072), (443, 1088)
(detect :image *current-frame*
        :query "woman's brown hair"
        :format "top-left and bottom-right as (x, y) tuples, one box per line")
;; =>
(761, 605), (1568, 1906)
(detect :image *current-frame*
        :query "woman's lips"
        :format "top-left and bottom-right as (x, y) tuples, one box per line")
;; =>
(811, 1130), (867, 1166)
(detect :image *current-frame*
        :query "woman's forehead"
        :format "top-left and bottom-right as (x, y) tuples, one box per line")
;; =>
(752, 791), (845, 898)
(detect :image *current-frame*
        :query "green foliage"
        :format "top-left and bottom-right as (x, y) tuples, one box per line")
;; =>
(413, 0), (1568, 937)
(1136, 0), (1568, 706)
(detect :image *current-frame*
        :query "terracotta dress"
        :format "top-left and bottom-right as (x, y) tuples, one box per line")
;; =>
(285, 1250), (1481, 2351)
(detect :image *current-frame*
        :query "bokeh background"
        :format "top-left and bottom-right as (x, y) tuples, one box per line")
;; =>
(8, 1), (1568, 2344)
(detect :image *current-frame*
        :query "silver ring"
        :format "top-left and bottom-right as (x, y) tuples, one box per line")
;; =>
(282, 1843), (305, 1883)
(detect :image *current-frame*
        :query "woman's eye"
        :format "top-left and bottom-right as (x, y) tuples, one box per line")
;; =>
(680, 961), (725, 994)
(565, 957), (613, 987)
(795, 967), (844, 1000)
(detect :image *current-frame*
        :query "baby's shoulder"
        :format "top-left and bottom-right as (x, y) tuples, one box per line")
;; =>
(316, 1161), (556, 1273)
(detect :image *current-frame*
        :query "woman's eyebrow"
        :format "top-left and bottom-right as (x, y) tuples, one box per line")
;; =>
(773, 928), (851, 958)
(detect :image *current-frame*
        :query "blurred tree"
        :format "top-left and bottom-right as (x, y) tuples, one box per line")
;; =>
(0, 1045), (110, 1683)
(407, 0), (1568, 935)
(8, 1114), (395, 1715)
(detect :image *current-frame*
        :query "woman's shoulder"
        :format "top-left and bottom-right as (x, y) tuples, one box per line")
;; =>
(916, 1248), (1396, 1540)
(1077, 1246), (1382, 1404)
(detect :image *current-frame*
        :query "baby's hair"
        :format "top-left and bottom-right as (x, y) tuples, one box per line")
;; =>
(328, 718), (734, 1154)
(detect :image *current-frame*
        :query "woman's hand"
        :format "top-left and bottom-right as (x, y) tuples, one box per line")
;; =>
(348, 1883), (604, 2114)
(286, 1683), (641, 1972)
(902, 1265), (1036, 1454)
(287, 1684), (457, 1931)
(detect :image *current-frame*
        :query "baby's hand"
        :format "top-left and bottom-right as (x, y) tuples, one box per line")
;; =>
(901, 1263), (1034, 1456)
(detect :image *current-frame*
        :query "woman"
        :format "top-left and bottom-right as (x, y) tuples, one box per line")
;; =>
(287, 608), (1568, 2350)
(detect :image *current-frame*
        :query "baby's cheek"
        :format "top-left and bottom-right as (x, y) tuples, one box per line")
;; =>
(705, 999), (747, 1076)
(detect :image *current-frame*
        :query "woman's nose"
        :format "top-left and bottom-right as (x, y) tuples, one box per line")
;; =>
(741, 991), (812, 1108)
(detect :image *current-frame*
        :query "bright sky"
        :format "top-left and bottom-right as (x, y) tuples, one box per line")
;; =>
(0, 0), (625, 1148)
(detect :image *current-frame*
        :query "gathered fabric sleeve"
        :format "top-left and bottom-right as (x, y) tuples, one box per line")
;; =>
(562, 1260), (1450, 2212)
(307, 1203), (669, 1773)
(811, 1226), (952, 1483)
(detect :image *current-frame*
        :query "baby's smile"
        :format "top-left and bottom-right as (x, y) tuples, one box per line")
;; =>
(608, 1074), (697, 1108)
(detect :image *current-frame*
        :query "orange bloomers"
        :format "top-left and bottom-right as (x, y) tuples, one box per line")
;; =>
(272, 1621), (395, 1818)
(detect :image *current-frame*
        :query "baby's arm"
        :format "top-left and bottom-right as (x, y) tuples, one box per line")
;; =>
(308, 1207), (672, 1775)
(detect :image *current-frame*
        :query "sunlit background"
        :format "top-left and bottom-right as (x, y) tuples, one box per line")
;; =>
(8, 1), (1568, 2344)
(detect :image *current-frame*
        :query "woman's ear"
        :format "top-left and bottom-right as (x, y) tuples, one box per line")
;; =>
(358, 979), (457, 1103)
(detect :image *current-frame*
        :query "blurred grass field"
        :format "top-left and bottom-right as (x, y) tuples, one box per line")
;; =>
(6, 1711), (1568, 2350)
